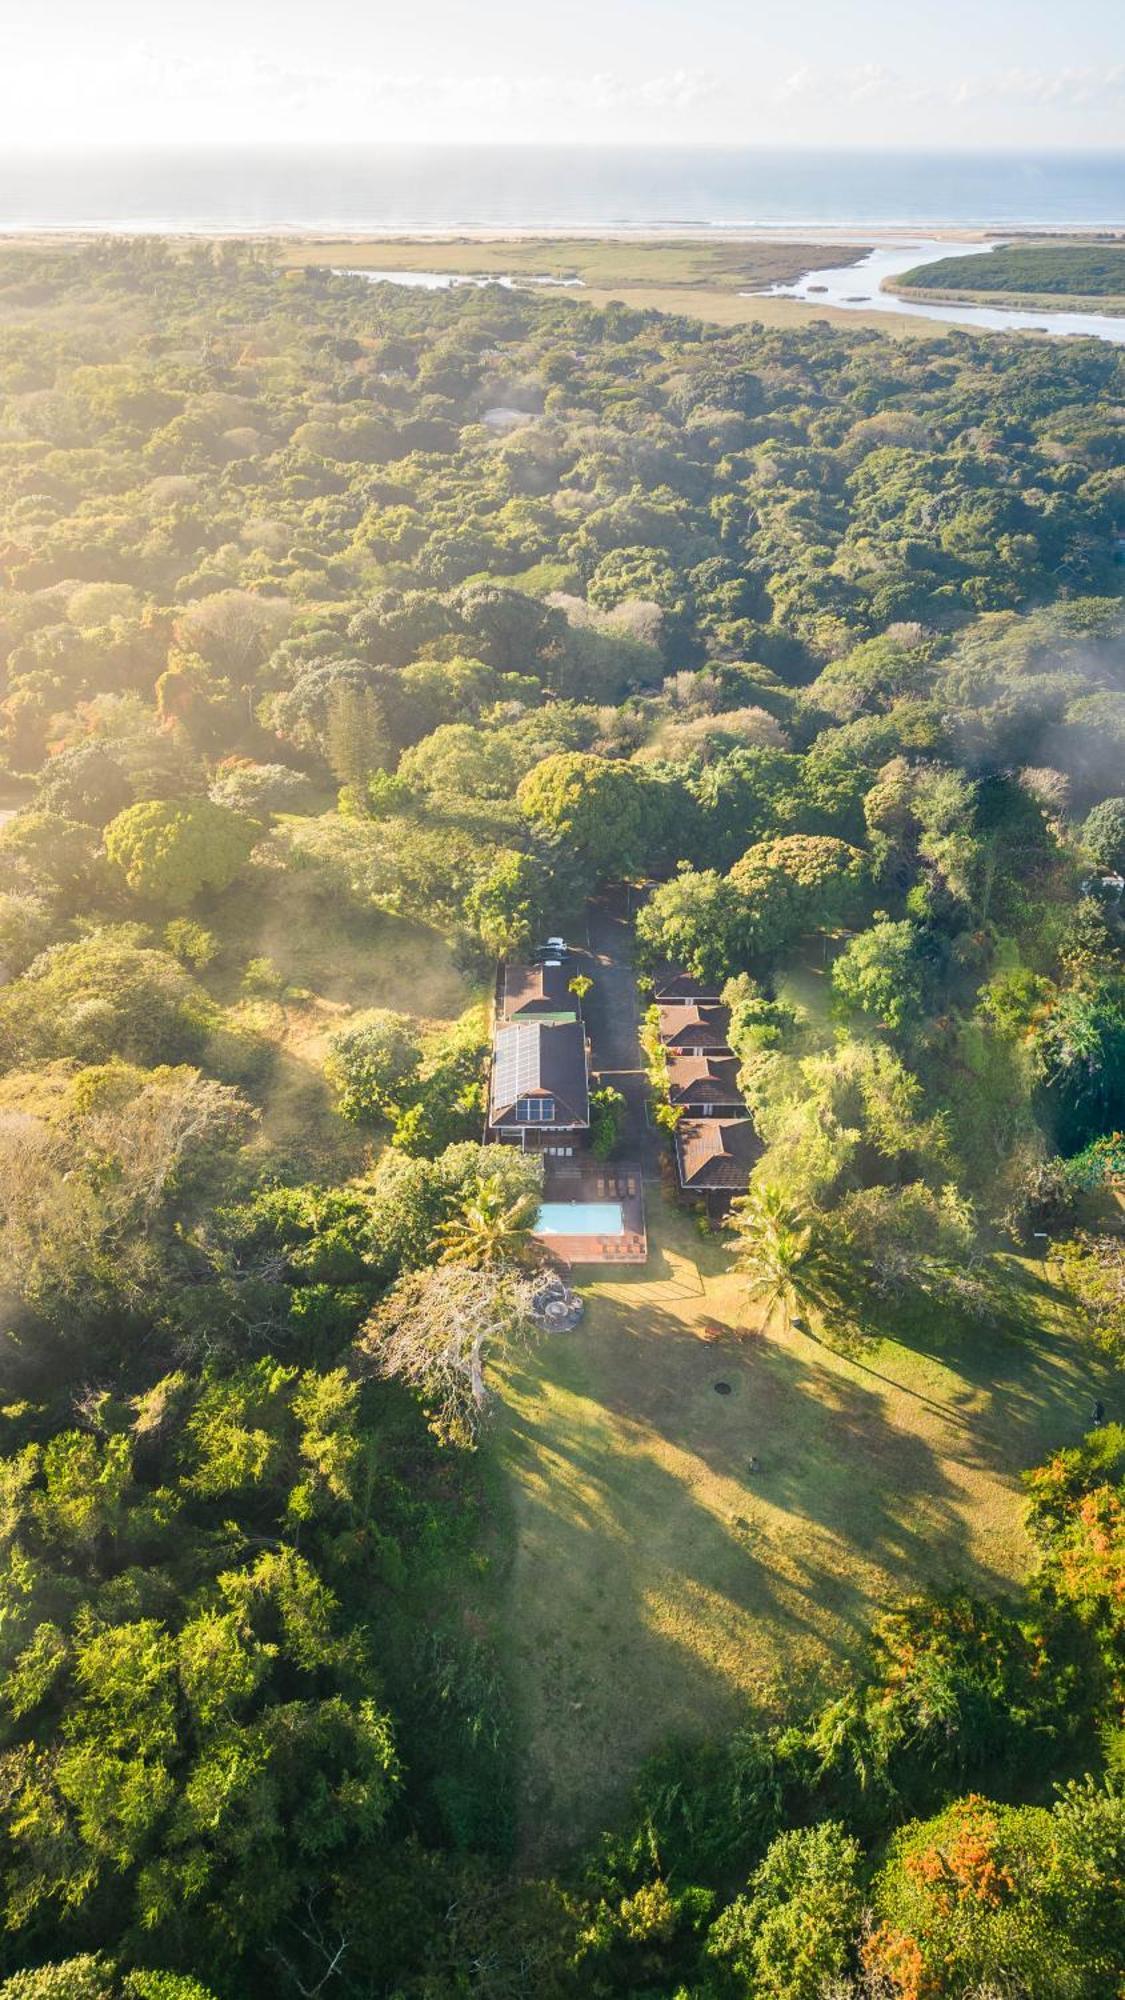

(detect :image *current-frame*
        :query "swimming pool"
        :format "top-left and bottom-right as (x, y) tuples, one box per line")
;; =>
(535, 1201), (625, 1237)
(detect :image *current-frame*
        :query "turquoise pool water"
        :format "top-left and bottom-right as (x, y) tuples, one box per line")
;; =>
(535, 1201), (624, 1237)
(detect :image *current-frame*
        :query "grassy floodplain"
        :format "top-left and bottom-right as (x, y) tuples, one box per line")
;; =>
(273, 234), (863, 290)
(271, 233), (940, 334)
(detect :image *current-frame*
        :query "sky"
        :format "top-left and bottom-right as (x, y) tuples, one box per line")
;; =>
(3, 0), (1123, 151)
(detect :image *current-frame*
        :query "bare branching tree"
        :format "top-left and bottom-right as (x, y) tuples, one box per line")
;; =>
(358, 1264), (536, 1445)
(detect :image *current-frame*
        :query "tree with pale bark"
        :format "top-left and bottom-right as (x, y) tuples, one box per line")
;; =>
(358, 1264), (536, 1445)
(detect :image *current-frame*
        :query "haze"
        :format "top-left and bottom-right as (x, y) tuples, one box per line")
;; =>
(5, 0), (1123, 152)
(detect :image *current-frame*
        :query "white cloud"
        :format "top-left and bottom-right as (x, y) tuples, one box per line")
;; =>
(952, 64), (1125, 108)
(0, 49), (721, 146)
(774, 63), (922, 108)
(0, 26), (1120, 151)
(773, 58), (1125, 124)
(774, 67), (818, 104)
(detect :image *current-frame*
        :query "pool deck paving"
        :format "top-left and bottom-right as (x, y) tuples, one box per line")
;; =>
(532, 1157), (647, 1266)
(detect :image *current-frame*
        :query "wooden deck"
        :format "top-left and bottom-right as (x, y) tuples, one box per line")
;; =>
(531, 1158), (648, 1267)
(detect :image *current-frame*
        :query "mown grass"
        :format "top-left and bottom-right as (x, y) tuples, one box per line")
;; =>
(494, 1197), (1111, 1860)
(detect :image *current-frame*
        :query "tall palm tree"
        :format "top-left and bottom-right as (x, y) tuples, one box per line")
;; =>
(433, 1175), (539, 1271)
(730, 1182), (836, 1333)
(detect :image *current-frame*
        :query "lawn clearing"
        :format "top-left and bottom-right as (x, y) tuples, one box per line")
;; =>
(495, 1198), (1111, 1860)
(203, 853), (473, 1173)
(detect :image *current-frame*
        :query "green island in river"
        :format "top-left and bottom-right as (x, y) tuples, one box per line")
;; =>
(893, 239), (1125, 314)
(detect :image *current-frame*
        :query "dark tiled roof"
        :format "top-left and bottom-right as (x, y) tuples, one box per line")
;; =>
(651, 966), (723, 1004)
(490, 1019), (589, 1127)
(657, 1003), (732, 1051)
(666, 1053), (745, 1108)
(674, 1117), (760, 1190)
(502, 959), (575, 1019)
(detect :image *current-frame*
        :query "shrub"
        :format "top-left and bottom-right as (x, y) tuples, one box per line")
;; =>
(590, 1085), (627, 1160)
(164, 919), (219, 968)
(1082, 796), (1125, 872)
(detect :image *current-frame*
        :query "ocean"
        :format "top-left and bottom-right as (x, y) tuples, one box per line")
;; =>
(0, 146), (1123, 234)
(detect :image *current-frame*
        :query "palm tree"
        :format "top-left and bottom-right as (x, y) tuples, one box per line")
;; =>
(433, 1175), (539, 1271)
(730, 1182), (836, 1334)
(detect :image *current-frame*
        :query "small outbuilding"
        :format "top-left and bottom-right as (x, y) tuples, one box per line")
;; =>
(666, 1052), (746, 1114)
(657, 1002), (733, 1054)
(501, 958), (578, 1022)
(674, 1117), (760, 1203)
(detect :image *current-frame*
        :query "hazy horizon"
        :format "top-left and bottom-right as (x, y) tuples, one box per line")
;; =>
(5, 0), (1123, 152)
(2, 145), (1123, 236)
(5, 140), (1125, 158)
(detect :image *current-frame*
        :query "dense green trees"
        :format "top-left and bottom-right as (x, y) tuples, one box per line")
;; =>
(866, 1787), (1125, 1998)
(637, 836), (871, 985)
(0, 1363), (399, 1979)
(0, 936), (216, 1068)
(831, 915), (926, 1032)
(104, 799), (259, 909)
(207, 761), (314, 819)
(705, 1821), (862, 1999)
(517, 751), (680, 882)
(0, 237), (1121, 1999)
(636, 867), (753, 984)
(325, 1009), (424, 1124)
(729, 834), (871, 955)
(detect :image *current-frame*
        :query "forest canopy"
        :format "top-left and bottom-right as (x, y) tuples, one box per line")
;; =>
(0, 238), (1121, 1998)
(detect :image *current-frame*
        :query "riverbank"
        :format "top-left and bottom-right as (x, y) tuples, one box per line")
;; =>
(764, 237), (1125, 344)
(5, 224), (1125, 341)
(893, 281), (1125, 317)
(574, 284), (931, 336)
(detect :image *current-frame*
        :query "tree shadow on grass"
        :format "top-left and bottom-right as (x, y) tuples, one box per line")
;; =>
(841, 1255), (1120, 1474)
(493, 1206), (1115, 1860)
(493, 1288), (992, 1861)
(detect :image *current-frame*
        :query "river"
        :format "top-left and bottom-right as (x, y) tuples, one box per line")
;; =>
(759, 239), (1125, 344)
(339, 268), (583, 291)
(343, 241), (1125, 344)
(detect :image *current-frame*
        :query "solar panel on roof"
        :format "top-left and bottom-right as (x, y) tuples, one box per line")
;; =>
(493, 1023), (543, 1105)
